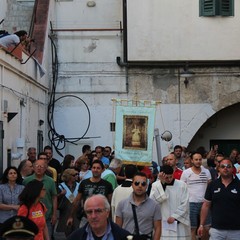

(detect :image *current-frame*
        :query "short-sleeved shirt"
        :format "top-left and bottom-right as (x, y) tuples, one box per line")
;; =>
(18, 202), (47, 240)
(180, 166), (211, 202)
(115, 193), (162, 235)
(204, 176), (240, 230)
(78, 178), (113, 202)
(0, 183), (24, 223)
(23, 174), (57, 220)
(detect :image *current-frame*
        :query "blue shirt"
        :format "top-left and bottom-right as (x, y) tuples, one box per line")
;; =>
(0, 183), (24, 223)
(85, 220), (114, 240)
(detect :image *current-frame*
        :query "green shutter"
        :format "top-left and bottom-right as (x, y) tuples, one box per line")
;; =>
(199, 0), (216, 16)
(220, 0), (234, 16)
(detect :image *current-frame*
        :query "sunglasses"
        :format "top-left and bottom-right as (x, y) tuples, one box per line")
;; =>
(134, 181), (147, 187)
(85, 208), (106, 215)
(219, 164), (232, 169)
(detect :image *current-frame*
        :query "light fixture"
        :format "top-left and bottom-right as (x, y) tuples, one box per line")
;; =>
(161, 130), (172, 142)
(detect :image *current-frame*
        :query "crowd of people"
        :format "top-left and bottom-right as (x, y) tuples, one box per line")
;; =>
(0, 144), (240, 240)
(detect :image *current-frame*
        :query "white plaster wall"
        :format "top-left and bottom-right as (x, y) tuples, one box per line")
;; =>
(0, 0), (7, 23)
(49, 0), (240, 163)
(0, 49), (48, 169)
(127, 0), (240, 60)
(53, 98), (216, 160)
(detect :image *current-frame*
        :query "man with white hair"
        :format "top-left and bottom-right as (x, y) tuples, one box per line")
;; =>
(102, 158), (122, 189)
(67, 194), (131, 240)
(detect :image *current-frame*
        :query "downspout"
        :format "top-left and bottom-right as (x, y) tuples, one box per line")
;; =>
(117, 0), (129, 92)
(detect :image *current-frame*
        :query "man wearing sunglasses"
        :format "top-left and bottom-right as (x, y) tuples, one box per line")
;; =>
(198, 158), (240, 240)
(115, 172), (162, 240)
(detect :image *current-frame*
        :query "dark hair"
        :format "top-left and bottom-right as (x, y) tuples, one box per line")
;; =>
(43, 145), (52, 152)
(125, 164), (138, 179)
(1, 166), (22, 184)
(174, 145), (183, 151)
(218, 157), (233, 166)
(82, 145), (91, 154)
(18, 180), (43, 208)
(95, 146), (104, 152)
(91, 160), (104, 169)
(104, 146), (112, 152)
(14, 30), (27, 37)
(190, 151), (203, 159)
(62, 154), (74, 171)
(18, 160), (28, 173)
(160, 165), (174, 174)
(133, 171), (147, 181)
(37, 152), (47, 159)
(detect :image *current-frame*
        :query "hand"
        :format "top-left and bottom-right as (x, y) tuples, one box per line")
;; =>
(51, 213), (57, 225)
(158, 172), (166, 184)
(167, 217), (175, 224)
(61, 189), (66, 195)
(67, 217), (73, 226)
(12, 205), (20, 211)
(197, 225), (204, 237)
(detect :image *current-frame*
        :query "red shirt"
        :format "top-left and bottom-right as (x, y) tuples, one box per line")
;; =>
(18, 202), (47, 240)
(173, 168), (183, 180)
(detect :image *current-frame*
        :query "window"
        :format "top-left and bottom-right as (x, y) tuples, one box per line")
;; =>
(199, 0), (234, 16)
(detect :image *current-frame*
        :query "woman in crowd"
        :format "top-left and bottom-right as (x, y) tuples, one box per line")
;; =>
(56, 168), (80, 237)
(62, 154), (75, 172)
(76, 157), (92, 182)
(18, 179), (49, 240)
(0, 166), (24, 227)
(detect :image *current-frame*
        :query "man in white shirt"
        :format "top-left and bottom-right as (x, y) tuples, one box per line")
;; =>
(180, 152), (211, 240)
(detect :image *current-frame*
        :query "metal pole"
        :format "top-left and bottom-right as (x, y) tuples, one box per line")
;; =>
(154, 128), (162, 166)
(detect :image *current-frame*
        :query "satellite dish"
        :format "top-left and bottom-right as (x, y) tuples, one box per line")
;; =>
(161, 130), (172, 142)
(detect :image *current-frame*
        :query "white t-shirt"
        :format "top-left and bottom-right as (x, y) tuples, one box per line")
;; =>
(0, 34), (20, 48)
(180, 166), (211, 202)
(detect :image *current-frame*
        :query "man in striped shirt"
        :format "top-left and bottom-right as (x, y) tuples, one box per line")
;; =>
(180, 152), (211, 240)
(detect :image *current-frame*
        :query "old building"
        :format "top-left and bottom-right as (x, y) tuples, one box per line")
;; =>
(0, 0), (239, 170)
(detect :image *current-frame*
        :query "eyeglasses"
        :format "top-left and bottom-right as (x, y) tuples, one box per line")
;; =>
(134, 181), (147, 187)
(85, 208), (107, 215)
(82, 163), (89, 165)
(219, 164), (232, 169)
(35, 164), (45, 169)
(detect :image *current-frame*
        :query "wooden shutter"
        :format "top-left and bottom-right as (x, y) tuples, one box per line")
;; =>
(199, 0), (216, 16)
(220, 0), (234, 16)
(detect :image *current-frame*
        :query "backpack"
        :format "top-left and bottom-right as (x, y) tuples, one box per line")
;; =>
(0, 30), (9, 38)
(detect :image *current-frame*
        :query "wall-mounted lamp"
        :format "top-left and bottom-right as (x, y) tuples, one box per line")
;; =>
(180, 65), (195, 88)
(87, 1), (96, 7)
(161, 130), (172, 142)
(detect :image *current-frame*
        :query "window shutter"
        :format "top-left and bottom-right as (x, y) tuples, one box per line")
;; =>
(220, 0), (234, 16)
(200, 0), (216, 16)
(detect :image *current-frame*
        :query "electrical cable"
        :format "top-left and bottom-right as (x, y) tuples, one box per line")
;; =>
(48, 35), (91, 157)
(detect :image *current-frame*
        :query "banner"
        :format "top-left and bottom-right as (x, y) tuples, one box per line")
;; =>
(115, 100), (156, 166)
